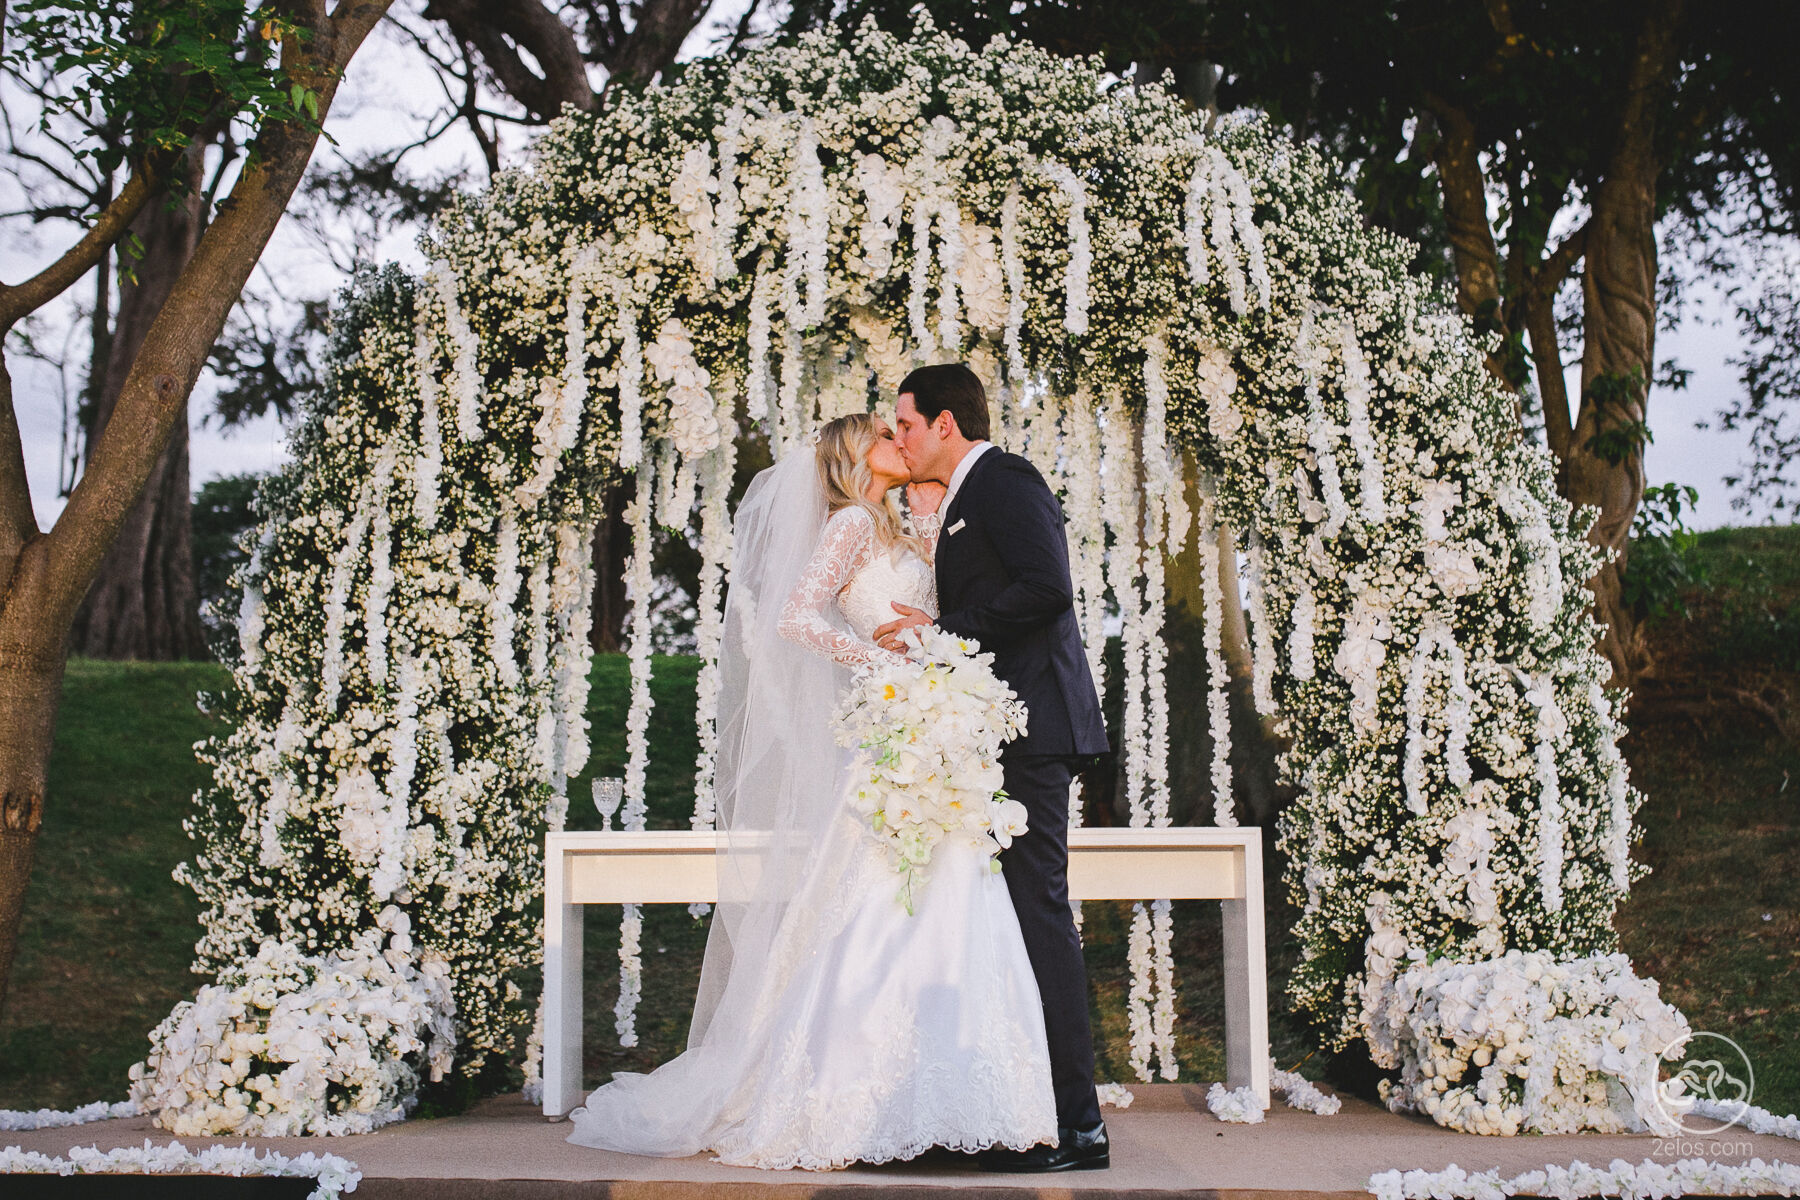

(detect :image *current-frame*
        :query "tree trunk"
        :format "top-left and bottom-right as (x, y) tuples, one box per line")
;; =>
(1212, 522), (1285, 827)
(1566, 0), (1684, 688)
(0, 535), (67, 1019)
(588, 480), (631, 653)
(68, 166), (208, 659)
(1570, 212), (1655, 686)
(68, 422), (205, 658)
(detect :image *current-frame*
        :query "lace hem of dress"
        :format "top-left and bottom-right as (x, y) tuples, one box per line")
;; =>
(714, 1126), (1056, 1172)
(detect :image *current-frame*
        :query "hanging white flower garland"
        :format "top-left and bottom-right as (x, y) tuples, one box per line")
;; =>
(1242, 533), (1278, 716)
(428, 258), (482, 443)
(1000, 184), (1027, 382)
(318, 484), (374, 715)
(1039, 161), (1091, 335)
(1524, 670), (1568, 914)
(616, 288), (646, 469)
(713, 105), (743, 282)
(1401, 615), (1474, 815)
(1196, 483), (1236, 827)
(410, 324), (443, 530)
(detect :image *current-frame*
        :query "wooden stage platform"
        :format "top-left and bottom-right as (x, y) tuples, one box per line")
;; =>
(6, 1084), (1796, 1198)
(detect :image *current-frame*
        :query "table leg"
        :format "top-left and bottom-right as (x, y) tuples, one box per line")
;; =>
(1222, 838), (1271, 1109)
(542, 852), (585, 1118)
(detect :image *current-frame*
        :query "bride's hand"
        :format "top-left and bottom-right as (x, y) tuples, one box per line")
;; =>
(905, 480), (948, 517)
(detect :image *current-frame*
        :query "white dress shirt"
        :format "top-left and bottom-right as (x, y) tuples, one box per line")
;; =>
(937, 441), (994, 539)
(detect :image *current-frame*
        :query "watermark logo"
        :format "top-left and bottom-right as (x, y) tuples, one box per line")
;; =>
(1652, 1030), (1754, 1137)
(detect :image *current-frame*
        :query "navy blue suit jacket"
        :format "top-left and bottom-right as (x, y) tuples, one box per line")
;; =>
(933, 449), (1109, 759)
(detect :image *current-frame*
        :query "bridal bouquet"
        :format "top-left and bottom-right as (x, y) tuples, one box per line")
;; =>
(833, 626), (1030, 912)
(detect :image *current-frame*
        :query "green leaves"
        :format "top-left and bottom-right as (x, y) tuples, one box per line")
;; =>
(1582, 367), (1651, 465)
(1624, 482), (1709, 622)
(4, 1), (325, 185)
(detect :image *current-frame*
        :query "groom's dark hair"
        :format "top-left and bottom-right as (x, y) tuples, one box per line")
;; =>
(898, 363), (990, 441)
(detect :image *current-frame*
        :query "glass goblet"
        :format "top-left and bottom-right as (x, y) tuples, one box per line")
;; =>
(591, 776), (624, 830)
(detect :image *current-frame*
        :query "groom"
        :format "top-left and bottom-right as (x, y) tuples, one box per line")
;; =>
(877, 363), (1112, 1172)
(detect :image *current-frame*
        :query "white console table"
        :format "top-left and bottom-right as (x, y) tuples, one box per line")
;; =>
(542, 825), (1270, 1117)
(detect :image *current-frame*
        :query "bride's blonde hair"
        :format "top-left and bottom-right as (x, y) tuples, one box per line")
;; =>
(814, 413), (930, 562)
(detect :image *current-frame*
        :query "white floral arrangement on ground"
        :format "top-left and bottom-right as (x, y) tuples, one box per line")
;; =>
(832, 626), (1028, 912)
(1369, 1156), (1800, 1200)
(1366, 949), (1689, 1136)
(128, 935), (455, 1137)
(0, 1140), (361, 1199)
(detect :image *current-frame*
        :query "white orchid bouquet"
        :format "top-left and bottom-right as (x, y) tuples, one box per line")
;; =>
(832, 626), (1029, 912)
(1367, 949), (1691, 1136)
(129, 929), (456, 1137)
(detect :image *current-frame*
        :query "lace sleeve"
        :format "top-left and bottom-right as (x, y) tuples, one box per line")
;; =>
(907, 509), (943, 545)
(778, 509), (909, 670)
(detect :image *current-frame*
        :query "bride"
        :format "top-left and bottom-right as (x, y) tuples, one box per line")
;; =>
(565, 412), (1058, 1170)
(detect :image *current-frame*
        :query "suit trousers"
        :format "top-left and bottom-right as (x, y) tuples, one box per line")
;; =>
(999, 752), (1102, 1132)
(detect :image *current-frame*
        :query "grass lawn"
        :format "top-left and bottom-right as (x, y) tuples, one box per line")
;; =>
(1610, 524), (1800, 1121)
(2, 529), (1795, 1119)
(0, 659), (221, 1111)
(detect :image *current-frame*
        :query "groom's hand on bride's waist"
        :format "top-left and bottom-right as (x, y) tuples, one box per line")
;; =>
(874, 603), (933, 652)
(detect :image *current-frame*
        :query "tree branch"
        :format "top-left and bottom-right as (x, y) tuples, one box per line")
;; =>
(0, 358), (36, 586)
(38, 0), (396, 625)
(424, 0), (595, 120)
(1421, 93), (1504, 323)
(1520, 220), (1588, 465)
(0, 166), (159, 329)
(606, 0), (713, 86)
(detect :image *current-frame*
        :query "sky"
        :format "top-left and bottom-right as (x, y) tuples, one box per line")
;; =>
(5, 7), (1785, 534)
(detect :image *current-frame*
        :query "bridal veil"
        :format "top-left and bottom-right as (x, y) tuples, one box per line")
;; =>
(566, 449), (856, 1155)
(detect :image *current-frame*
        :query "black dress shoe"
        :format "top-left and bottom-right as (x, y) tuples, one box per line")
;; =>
(978, 1122), (1109, 1172)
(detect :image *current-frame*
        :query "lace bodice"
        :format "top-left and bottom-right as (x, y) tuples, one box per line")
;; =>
(778, 507), (938, 670)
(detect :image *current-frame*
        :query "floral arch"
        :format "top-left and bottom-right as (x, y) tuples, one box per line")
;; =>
(132, 22), (1689, 1140)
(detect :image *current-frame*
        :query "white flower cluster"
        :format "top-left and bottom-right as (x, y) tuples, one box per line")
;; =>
(1369, 1156), (1800, 1200)
(1692, 1099), (1800, 1141)
(1366, 949), (1689, 1137)
(1272, 1060), (1342, 1115)
(643, 318), (720, 459)
(0, 1140), (361, 1199)
(129, 935), (455, 1137)
(832, 627), (1029, 913)
(0, 1099), (138, 1132)
(1095, 1082), (1135, 1109)
(1206, 1082), (1267, 1124)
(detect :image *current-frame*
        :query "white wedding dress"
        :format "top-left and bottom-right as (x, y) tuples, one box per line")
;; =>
(565, 490), (1057, 1171)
